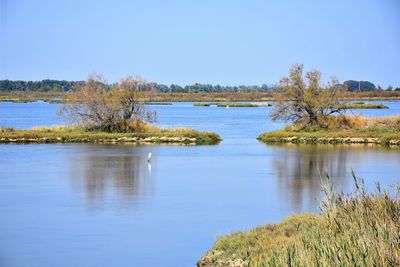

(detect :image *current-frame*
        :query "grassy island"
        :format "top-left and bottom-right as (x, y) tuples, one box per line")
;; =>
(193, 102), (272, 107)
(144, 102), (173, 105)
(193, 103), (214, 107)
(258, 116), (400, 146)
(216, 103), (272, 108)
(0, 125), (221, 145)
(0, 91), (68, 103)
(258, 65), (399, 146)
(0, 76), (222, 145)
(198, 175), (400, 266)
(0, 97), (66, 104)
(0, 76), (221, 145)
(345, 102), (388, 109)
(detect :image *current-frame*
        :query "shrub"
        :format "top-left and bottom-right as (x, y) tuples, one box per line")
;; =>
(59, 75), (156, 132)
(271, 64), (348, 128)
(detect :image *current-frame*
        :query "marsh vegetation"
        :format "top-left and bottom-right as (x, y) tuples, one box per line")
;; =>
(258, 115), (400, 145)
(258, 65), (400, 145)
(344, 101), (388, 109)
(0, 125), (221, 145)
(0, 75), (221, 145)
(193, 102), (272, 107)
(198, 174), (400, 266)
(1, 90), (400, 104)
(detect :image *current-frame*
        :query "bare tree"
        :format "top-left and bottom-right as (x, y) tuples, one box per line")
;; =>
(60, 74), (156, 132)
(114, 76), (156, 131)
(270, 64), (347, 128)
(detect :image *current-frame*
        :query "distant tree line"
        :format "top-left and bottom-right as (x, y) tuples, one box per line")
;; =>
(0, 79), (279, 92)
(147, 82), (279, 92)
(0, 80), (85, 92)
(0, 79), (398, 92)
(343, 80), (400, 91)
(343, 80), (376, 91)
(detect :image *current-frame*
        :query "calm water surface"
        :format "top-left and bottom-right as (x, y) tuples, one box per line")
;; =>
(0, 101), (399, 266)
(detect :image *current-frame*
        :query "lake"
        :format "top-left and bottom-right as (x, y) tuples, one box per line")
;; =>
(0, 101), (399, 267)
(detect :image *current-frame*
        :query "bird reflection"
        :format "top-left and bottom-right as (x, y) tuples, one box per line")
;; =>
(69, 145), (153, 211)
(147, 162), (152, 175)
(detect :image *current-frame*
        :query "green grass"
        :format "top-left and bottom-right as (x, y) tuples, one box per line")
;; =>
(257, 129), (400, 145)
(0, 98), (67, 104)
(198, 174), (400, 266)
(43, 98), (67, 104)
(193, 102), (272, 107)
(194, 103), (214, 106)
(345, 102), (389, 109)
(216, 103), (260, 107)
(144, 102), (173, 105)
(0, 125), (221, 145)
(0, 98), (37, 103)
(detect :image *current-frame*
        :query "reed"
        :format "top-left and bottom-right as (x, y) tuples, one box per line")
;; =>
(198, 173), (400, 266)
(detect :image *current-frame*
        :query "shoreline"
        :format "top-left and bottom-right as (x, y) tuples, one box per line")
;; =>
(1, 91), (400, 103)
(0, 127), (222, 145)
(198, 176), (399, 266)
(257, 130), (400, 146)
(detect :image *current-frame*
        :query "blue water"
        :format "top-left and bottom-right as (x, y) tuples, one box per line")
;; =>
(0, 101), (399, 267)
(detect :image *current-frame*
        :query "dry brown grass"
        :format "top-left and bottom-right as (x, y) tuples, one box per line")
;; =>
(329, 115), (400, 131)
(258, 115), (400, 145)
(286, 115), (400, 132)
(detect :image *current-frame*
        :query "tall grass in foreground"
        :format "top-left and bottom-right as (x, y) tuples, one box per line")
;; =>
(265, 173), (400, 266)
(198, 173), (400, 266)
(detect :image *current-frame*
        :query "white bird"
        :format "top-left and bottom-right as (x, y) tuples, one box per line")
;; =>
(147, 152), (152, 162)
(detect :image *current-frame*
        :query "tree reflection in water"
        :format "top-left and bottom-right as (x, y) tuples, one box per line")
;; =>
(68, 145), (153, 211)
(272, 144), (353, 211)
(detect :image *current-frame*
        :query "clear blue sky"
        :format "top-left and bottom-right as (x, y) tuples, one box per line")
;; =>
(1, 0), (399, 87)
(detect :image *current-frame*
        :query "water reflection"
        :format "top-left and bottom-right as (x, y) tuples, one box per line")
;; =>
(271, 144), (367, 211)
(68, 145), (153, 211)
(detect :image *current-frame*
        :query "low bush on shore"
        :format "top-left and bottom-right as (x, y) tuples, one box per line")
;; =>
(198, 174), (400, 266)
